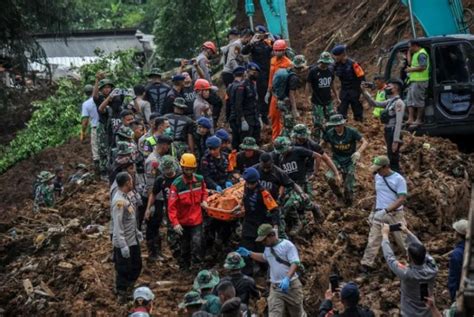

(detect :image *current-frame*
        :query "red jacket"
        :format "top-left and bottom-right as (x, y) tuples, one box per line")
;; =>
(168, 174), (207, 227)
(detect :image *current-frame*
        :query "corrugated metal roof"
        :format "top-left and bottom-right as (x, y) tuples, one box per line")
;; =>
(36, 34), (144, 58)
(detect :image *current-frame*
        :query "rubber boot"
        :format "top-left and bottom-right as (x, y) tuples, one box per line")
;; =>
(344, 189), (354, 207)
(146, 239), (157, 262)
(328, 179), (344, 206)
(155, 236), (165, 261)
(310, 203), (324, 221)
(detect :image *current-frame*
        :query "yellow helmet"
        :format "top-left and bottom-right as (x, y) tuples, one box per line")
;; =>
(180, 153), (197, 168)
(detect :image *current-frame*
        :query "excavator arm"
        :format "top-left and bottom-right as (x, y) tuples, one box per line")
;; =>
(400, 0), (470, 36)
(245, 0), (289, 40)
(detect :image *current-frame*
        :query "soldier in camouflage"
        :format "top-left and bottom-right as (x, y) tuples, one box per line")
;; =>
(34, 171), (55, 212)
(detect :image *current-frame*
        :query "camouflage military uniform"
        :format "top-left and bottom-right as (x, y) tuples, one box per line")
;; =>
(97, 122), (109, 175)
(277, 100), (296, 138)
(33, 171), (55, 212)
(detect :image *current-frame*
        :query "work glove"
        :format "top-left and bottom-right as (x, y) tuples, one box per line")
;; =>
(373, 209), (387, 222)
(225, 181), (233, 189)
(236, 247), (252, 257)
(279, 276), (291, 293)
(215, 185), (223, 193)
(351, 151), (361, 164)
(173, 224), (184, 236)
(264, 91), (271, 104)
(120, 246), (130, 259)
(241, 119), (250, 132)
(137, 230), (144, 242)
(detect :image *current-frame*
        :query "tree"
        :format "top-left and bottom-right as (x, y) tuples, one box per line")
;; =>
(152, 0), (236, 67)
(0, 0), (76, 74)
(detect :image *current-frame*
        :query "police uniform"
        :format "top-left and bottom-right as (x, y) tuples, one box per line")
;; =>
(112, 189), (142, 293)
(227, 78), (261, 148)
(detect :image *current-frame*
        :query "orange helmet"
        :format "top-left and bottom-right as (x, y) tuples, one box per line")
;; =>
(273, 39), (287, 51)
(194, 79), (211, 91)
(202, 41), (217, 54)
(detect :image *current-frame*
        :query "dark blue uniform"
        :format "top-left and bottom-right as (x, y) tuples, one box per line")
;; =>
(200, 151), (231, 190)
(334, 58), (364, 121)
(226, 79), (261, 149)
(144, 82), (170, 114)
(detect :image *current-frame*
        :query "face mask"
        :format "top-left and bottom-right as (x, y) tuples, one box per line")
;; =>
(385, 88), (393, 96)
(249, 74), (258, 81)
(164, 127), (172, 136)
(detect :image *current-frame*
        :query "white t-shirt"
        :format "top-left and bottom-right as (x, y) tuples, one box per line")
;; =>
(375, 172), (407, 210)
(81, 97), (99, 127)
(263, 239), (300, 283)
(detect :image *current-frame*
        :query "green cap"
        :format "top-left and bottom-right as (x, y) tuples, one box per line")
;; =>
(159, 155), (179, 174)
(318, 51), (335, 64)
(173, 97), (188, 109)
(76, 163), (87, 170)
(292, 55), (307, 68)
(326, 114), (346, 126)
(370, 155), (390, 173)
(291, 123), (310, 138)
(116, 126), (134, 140)
(148, 68), (162, 77)
(38, 171), (55, 183)
(98, 79), (114, 90)
(255, 223), (275, 242)
(224, 252), (246, 270)
(193, 270), (220, 290)
(84, 84), (93, 94)
(273, 136), (291, 154)
(178, 291), (206, 308)
(116, 141), (134, 156)
(240, 137), (259, 150)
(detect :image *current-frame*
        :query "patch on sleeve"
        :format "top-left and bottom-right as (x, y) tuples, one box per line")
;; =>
(116, 200), (125, 208)
(395, 102), (403, 112)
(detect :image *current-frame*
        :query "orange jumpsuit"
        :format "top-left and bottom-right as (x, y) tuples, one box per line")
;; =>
(268, 56), (293, 140)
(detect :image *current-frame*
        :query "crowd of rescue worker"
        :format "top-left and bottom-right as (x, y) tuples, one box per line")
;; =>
(32, 25), (466, 317)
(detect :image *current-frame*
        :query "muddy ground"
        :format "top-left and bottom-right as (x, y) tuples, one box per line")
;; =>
(1, 0), (474, 315)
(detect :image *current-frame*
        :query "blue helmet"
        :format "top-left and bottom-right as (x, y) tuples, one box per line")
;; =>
(206, 136), (222, 149)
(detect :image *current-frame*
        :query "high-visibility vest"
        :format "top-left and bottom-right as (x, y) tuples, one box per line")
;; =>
(409, 48), (430, 82)
(373, 86), (387, 118)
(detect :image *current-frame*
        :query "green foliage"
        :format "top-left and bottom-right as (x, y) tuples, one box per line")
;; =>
(0, 50), (145, 174)
(153, 0), (236, 68)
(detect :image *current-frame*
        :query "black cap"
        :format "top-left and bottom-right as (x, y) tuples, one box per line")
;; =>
(228, 27), (240, 36)
(387, 78), (404, 89)
(157, 134), (173, 145)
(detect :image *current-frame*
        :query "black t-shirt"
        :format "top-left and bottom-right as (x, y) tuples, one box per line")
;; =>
(273, 147), (314, 184)
(220, 273), (259, 305)
(236, 150), (263, 174)
(287, 73), (301, 93)
(294, 139), (324, 173)
(254, 164), (294, 199)
(94, 94), (124, 145)
(307, 66), (334, 105)
(182, 86), (196, 116)
(242, 185), (279, 238)
(152, 174), (179, 205)
(164, 113), (195, 142)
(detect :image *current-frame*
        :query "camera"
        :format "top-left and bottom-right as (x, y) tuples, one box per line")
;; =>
(362, 81), (375, 89)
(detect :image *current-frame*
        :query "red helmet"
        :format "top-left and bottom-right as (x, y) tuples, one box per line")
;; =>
(202, 41), (217, 54)
(273, 39), (287, 51)
(194, 79), (211, 91)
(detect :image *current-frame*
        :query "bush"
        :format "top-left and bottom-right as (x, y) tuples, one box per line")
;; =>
(0, 50), (145, 174)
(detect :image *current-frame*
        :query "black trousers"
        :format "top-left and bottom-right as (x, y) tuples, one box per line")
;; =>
(230, 120), (261, 149)
(338, 89), (363, 121)
(180, 224), (203, 268)
(136, 196), (147, 231)
(384, 126), (402, 173)
(114, 244), (142, 292)
(241, 236), (265, 277)
(257, 72), (270, 124)
(222, 72), (235, 87)
(146, 199), (164, 256)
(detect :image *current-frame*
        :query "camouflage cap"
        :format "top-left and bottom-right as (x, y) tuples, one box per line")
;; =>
(193, 270), (220, 290)
(116, 126), (134, 140)
(116, 141), (134, 156)
(147, 68), (162, 77)
(159, 155), (179, 174)
(318, 51), (335, 64)
(98, 79), (114, 89)
(38, 171), (55, 183)
(173, 97), (188, 109)
(240, 137), (259, 150)
(273, 136), (291, 154)
(291, 123), (310, 138)
(326, 114), (346, 126)
(369, 155), (390, 173)
(224, 252), (246, 270)
(255, 223), (275, 242)
(178, 291), (206, 309)
(292, 55), (307, 68)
